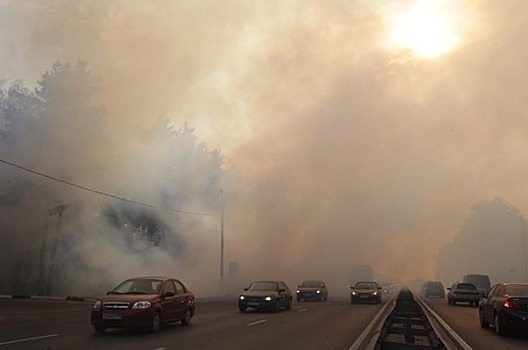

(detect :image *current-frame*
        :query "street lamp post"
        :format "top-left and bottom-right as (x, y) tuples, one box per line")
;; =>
(522, 215), (528, 283)
(220, 189), (224, 293)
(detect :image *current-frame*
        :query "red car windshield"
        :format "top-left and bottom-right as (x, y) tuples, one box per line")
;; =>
(112, 279), (162, 294)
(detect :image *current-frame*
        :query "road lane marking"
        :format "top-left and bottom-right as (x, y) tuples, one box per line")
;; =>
(0, 334), (59, 346)
(298, 308), (309, 313)
(247, 319), (267, 326)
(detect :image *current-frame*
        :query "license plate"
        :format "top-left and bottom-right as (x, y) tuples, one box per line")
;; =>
(103, 313), (123, 320)
(360, 295), (369, 298)
(247, 302), (260, 306)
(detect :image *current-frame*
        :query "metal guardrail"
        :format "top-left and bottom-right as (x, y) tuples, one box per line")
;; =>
(350, 288), (473, 350)
(415, 296), (473, 350)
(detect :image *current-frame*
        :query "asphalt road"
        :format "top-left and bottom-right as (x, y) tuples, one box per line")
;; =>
(0, 297), (383, 350)
(420, 296), (528, 350)
(2, 295), (527, 350)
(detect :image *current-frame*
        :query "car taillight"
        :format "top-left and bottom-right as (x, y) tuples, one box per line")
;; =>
(503, 299), (522, 310)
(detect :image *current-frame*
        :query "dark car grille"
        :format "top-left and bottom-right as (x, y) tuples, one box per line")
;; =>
(454, 292), (479, 298)
(103, 302), (130, 310)
(244, 297), (265, 303)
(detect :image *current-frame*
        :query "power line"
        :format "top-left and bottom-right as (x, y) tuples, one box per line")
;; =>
(0, 157), (214, 216)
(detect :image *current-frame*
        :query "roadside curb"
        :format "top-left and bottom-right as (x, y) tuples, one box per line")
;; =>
(0, 295), (230, 302)
(0, 294), (97, 302)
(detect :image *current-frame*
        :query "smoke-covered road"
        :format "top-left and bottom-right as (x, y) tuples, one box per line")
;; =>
(1, 297), (382, 350)
(2, 296), (528, 349)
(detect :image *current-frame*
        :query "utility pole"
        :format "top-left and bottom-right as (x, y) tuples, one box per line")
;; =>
(220, 189), (225, 294)
(522, 215), (528, 283)
(45, 203), (68, 296)
(38, 210), (50, 295)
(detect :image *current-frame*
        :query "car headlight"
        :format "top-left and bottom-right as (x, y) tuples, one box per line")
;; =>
(93, 301), (101, 309)
(352, 291), (357, 295)
(373, 292), (378, 296)
(239, 295), (245, 300)
(265, 296), (272, 301)
(132, 301), (151, 309)
(316, 290), (321, 294)
(296, 290), (300, 293)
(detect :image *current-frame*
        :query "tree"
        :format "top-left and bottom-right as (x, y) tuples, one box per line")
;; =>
(435, 198), (526, 285)
(0, 61), (227, 296)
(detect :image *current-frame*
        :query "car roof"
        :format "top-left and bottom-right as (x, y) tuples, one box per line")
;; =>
(252, 280), (281, 283)
(126, 276), (171, 281)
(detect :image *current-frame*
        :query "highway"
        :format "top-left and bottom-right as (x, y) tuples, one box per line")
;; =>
(422, 296), (528, 350)
(1, 294), (527, 350)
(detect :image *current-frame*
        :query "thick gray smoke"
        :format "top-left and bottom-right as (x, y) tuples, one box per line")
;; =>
(0, 63), (224, 296)
(436, 199), (527, 286)
(2, 1), (528, 297)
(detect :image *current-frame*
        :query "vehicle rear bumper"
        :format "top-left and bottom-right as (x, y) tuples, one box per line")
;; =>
(351, 294), (381, 303)
(297, 292), (323, 300)
(503, 311), (528, 331)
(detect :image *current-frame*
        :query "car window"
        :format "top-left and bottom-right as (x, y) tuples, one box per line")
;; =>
(174, 280), (185, 294)
(487, 285), (497, 297)
(134, 280), (160, 294)
(505, 284), (528, 296)
(456, 283), (476, 290)
(249, 281), (278, 291)
(113, 280), (135, 293)
(165, 280), (176, 294)
(495, 285), (505, 296)
(114, 279), (161, 294)
(301, 281), (321, 288)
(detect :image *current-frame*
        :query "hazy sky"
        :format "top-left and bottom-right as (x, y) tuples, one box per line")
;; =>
(2, 0), (528, 294)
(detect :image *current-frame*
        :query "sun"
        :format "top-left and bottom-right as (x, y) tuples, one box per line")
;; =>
(384, 0), (464, 59)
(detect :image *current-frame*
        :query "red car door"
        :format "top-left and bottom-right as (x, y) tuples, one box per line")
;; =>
(174, 280), (192, 319)
(161, 280), (179, 321)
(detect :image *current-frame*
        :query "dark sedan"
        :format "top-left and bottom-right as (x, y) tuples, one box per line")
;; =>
(238, 280), (293, 312)
(479, 282), (528, 336)
(350, 281), (382, 304)
(91, 276), (195, 334)
(296, 280), (328, 301)
(447, 282), (480, 306)
(422, 281), (445, 298)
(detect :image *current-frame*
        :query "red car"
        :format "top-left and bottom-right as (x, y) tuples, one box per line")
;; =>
(91, 276), (195, 334)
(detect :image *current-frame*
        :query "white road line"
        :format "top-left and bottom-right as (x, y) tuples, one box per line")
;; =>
(0, 334), (59, 346)
(298, 308), (309, 313)
(247, 319), (267, 326)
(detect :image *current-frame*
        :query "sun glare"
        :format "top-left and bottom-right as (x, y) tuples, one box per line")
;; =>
(384, 0), (463, 59)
